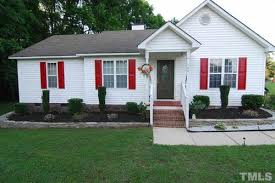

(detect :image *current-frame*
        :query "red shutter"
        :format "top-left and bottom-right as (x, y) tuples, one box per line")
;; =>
(128, 59), (136, 89)
(40, 62), (47, 89)
(58, 61), (65, 89)
(238, 57), (247, 90)
(200, 58), (208, 90)
(95, 60), (102, 89)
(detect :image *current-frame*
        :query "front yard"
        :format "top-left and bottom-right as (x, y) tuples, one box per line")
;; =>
(0, 128), (275, 183)
(266, 81), (275, 95)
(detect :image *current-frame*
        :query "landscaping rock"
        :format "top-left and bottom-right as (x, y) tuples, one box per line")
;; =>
(44, 114), (55, 122)
(107, 113), (118, 121)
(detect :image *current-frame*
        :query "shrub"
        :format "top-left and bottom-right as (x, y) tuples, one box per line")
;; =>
(214, 122), (227, 130)
(189, 100), (206, 117)
(14, 103), (28, 114)
(138, 102), (147, 121)
(242, 110), (259, 117)
(42, 90), (50, 113)
(219, 85), (230, 109)
(241, 95), (264, 110)
(126, 102), (139, 114)
(68, 98), (83, 114)
(193, 95), (210, 109)
(98, 87), (106, 112)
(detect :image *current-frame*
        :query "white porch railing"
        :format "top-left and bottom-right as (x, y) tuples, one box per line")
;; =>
(181, 82), (189, 128)
(149, 83), (154, 126)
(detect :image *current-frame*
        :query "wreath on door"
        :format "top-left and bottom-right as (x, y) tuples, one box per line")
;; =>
(138, 64), (153, 80)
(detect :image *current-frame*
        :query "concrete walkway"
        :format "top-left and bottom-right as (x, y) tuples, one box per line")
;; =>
(153, 127), (275, 146)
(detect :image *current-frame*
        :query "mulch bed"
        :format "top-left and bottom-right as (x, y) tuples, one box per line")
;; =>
(197, 108), (272, 119)
(8, 112), (148, 123)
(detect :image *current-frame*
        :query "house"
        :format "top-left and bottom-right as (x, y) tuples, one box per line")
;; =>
(9, 0), (275, 128)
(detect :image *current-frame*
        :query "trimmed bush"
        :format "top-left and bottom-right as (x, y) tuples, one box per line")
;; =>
(42, 90), (50, 113)
(98, 87), (106, 112)
(138, 102), (147, 121)
(193, 95), (210, 109)
(126, 102), (139, 114)
(68, 98), (83, 114)
(14, 103), (28, 114)
(219, 85), (230, 109)
(189, 100), (206, 117)
(242, 95), (264, 110)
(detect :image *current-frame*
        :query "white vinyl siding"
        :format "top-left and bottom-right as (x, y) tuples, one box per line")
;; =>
(179, 6), (266, 106)
(17, 59), (84, 103)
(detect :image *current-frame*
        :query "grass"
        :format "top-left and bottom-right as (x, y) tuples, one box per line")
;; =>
(266, 81), (275, 95)
(0, 102), (15, 115)
(0, 128), (275, 183)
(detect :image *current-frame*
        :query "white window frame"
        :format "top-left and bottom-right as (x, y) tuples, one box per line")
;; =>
(208, 58), (238, 89)
(102, 60), (128, 89)
(47, 62), (58, 89)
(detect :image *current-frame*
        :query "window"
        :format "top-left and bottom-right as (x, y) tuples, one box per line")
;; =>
(209, 58), (238, 88)
(209, 59), (222, 88)
(47, 63), (57, 88)
(103, 60), (127, 88)
(116, 60), (127, 88)
(224, 58), (237, 88)
(103, 61), (114, 88)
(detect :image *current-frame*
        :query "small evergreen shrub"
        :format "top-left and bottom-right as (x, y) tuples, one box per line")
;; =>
(241, 95), (264, 110)
(72, 113), (88, 122)
(98, 87), (106, 112)
(193, 95), (210, 109)
(189, 100), (206, 117)
(219, 85), (230, 109)
(126, 102), (139, 114)
(138, 102), (147, 121)
(42, 90), (50, 113)
(68, 98), (83, 114)
(14, 103), (28, 114)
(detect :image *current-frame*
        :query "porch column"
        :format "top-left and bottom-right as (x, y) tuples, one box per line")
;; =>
(145, 50), (150, 103)
(186, 50), (191, 89)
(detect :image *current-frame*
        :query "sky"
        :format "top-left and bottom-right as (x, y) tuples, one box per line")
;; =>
(147, 0), (275, 46)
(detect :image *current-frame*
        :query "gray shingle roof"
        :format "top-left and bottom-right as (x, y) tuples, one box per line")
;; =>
(10, 29), (157, 58)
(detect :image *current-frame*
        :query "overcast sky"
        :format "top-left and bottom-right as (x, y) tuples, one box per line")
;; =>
(147, 0), (275, 45)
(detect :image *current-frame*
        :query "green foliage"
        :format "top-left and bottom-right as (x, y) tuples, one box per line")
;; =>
(242, 95), (264, 110)
(138, 102), (147, 121)
(193, 95), (210, 109)
(98, 87), (106, 112)
(72, 113), (88, 122)
(214, 122), (227, 130)
(266, 53), (275, 80)
(68, 98), (83, 114)
(14, 103), (27, 114)
(126, 102), (139, 114)
(189, 100), (206, 117)
(0, 0), (165, 102)
(42, 90), (50, 113)
(219, 85), (230, 109)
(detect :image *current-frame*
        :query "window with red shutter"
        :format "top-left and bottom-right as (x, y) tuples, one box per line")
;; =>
(200, 58), (208, 90)
(58, 61), (65, 89)
(128, 59), (136, 89)
(238, 57), (247, 90)
(95, 60), (102, 89)
(40, 62), (47, 89)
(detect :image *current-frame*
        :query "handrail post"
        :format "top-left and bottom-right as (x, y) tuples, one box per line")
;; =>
(149, 83), (153, 126)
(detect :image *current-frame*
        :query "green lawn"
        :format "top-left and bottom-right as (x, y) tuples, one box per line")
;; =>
(266, 81), (275, 95)
(0, 102), (15, 115)
(0, 128), (275, 183)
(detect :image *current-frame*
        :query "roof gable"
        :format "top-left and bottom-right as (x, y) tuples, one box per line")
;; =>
(177, 0), (275, 52)
(138, 22), (201, 50)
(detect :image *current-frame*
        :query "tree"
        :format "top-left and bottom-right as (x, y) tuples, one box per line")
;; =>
(266, 53), (275, 80)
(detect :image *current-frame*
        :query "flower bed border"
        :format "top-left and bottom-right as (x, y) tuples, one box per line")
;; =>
(0, 112), (149, 129)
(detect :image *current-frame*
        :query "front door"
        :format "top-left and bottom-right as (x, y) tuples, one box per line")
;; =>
(157, 60), (174, 99)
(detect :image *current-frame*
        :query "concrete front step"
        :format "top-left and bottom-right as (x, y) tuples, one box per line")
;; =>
(153, 109), (185, 128)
